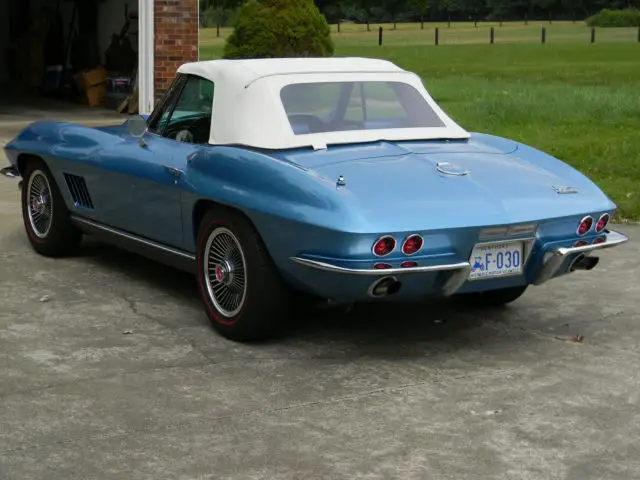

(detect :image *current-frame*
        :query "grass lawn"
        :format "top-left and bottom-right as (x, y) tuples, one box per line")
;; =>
(200, 23), (640, 221)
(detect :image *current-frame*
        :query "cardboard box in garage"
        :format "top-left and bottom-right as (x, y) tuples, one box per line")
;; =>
(75, 66), (108, 107)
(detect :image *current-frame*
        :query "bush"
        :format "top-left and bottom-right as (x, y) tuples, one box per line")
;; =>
(586, 8), (640, 27)
(223, 0), (334, 59)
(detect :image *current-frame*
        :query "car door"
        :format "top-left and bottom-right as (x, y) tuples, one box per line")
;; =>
(75, 76), (188, 249)
(85, 74), (213, 250)
(122, 73), (215, 248)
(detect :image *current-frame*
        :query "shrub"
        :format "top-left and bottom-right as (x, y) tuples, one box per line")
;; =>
(586, 8), (640, 27)
(223, 0), (334, 59)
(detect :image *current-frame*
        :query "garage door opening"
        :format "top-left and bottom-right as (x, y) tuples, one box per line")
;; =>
(0, 0), (142, 125)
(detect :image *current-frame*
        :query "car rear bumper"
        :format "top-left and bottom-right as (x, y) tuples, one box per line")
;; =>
(532, 229), (629, 285)
(289, 256), (472, 296)
(289, 229), (629, 300)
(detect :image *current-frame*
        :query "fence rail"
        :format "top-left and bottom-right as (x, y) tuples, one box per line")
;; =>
(199, 22), (640, 50)
(356, 23), (640, 46)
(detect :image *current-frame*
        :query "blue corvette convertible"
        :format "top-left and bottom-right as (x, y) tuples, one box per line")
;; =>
(2, 57), (629, 341)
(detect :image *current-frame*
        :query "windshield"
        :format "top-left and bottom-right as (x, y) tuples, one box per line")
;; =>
(280, 81), (445, 136)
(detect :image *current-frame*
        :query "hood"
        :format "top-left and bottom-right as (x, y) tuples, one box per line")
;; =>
(277, 136), (613, 232)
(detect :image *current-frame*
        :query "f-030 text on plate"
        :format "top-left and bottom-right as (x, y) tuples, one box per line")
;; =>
(468, 241), (523, 280)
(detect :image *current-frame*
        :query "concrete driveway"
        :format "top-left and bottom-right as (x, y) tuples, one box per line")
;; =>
(1, 172), (639, 480)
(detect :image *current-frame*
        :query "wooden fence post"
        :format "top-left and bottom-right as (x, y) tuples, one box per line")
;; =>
(378, 26), (383, 46)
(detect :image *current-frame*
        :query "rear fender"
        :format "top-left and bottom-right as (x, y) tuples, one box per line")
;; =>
(182, 146), (361, 253)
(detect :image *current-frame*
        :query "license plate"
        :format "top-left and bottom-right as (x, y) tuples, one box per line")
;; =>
(468, 241), (523, 280)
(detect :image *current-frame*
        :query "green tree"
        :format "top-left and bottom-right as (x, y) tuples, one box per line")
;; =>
(410, 0), (430, 28)
(223, 0), (335, 58)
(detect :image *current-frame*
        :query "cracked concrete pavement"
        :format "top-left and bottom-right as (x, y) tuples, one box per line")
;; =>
(1, 170), (639, 479)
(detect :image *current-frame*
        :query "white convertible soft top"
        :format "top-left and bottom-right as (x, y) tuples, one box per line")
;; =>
(177, 57), (470, 150)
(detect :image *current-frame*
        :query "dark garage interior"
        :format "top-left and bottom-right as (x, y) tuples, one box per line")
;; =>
(0, 0), (140, 123)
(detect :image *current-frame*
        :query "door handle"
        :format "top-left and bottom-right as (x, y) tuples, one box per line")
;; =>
(164, 165), (183, 178)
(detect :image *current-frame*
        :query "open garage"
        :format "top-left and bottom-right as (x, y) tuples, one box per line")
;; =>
(0, 0), (199, 127)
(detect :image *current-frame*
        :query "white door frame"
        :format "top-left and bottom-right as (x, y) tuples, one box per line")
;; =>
(138, 0), (155, 115)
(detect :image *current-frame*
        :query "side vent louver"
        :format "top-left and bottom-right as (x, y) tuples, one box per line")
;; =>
(63, 174), (94, 210)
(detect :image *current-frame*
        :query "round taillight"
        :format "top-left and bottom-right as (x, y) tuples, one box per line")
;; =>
(402, 234), (423, 255)
(373, 262), (392, 269)
(577, 216), (593, 236)
(592, 237), (605, 245)
(595, 213), (609, 233)
(574, 240), (588, 247)
(372, 236), (396, 256)
(400, 261), (417, 268)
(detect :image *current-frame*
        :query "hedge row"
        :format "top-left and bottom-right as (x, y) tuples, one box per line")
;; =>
(586, 8), (640, 27)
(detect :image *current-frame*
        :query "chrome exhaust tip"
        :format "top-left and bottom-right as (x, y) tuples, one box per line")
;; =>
(367, 276), (402, 298)
(569, 254), (600, 272)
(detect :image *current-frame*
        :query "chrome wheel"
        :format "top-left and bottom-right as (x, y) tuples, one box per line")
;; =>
(27, 170), (53, 239)
(204, 227), (247, 317)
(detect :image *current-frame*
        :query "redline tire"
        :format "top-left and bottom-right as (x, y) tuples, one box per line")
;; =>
(196, 207), (292, 342)
(21, 159), (82, 257)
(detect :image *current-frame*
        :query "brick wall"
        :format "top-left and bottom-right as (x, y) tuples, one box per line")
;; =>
(154, 0), (199, 100)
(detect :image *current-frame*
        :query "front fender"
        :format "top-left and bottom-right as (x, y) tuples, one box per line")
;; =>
(4, 121), (128, 171)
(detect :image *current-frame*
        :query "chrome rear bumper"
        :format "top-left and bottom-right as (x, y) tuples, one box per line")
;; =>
(292, 229), (629, 296)
(533, 230), (629, 285)
(289, 257), (472, 296)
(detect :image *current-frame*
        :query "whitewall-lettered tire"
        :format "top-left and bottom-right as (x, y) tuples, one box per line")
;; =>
(196, 207), (292, 342)
(21, 159), (82, 257)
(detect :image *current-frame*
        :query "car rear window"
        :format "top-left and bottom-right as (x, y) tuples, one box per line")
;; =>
(280, 81), (445, 135)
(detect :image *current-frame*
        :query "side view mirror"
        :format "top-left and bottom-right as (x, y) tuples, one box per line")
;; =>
(127, 115), (148, 144)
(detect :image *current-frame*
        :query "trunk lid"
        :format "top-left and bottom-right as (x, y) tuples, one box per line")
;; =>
(277, 139), (607, 232)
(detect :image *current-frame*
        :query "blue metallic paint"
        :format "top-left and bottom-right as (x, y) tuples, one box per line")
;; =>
(3, 119), (625, 302)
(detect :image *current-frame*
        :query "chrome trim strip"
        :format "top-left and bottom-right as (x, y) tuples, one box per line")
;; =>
(533, 230), (628, 285)
(70, 216), (196, 261)
(290, 256), (470, 276)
